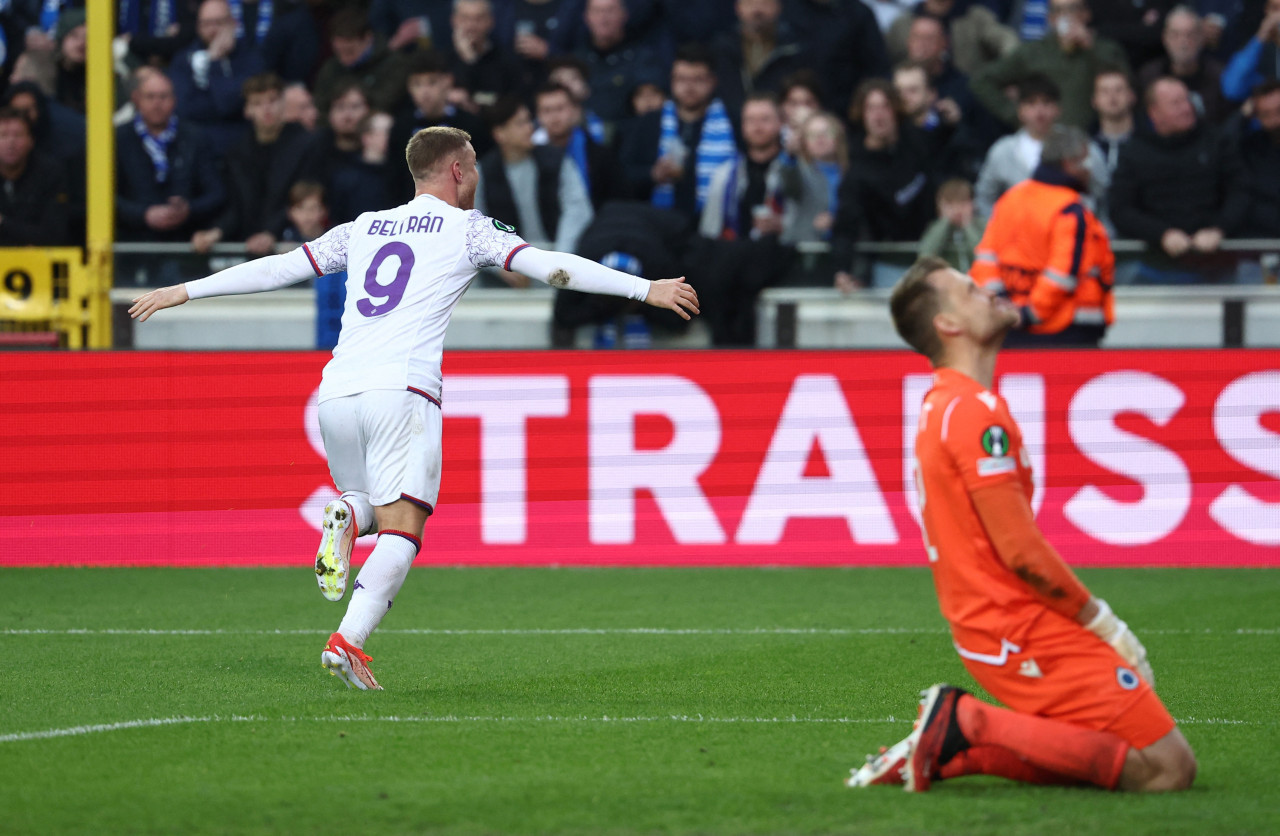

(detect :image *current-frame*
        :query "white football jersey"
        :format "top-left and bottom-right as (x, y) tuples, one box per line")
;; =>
(302, 194), (529, 405)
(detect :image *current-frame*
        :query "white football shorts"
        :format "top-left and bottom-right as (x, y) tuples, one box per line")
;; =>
(317, 389), (443, 513)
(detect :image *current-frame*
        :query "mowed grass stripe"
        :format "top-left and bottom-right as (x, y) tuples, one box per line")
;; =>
(1, 567), (1277, 836)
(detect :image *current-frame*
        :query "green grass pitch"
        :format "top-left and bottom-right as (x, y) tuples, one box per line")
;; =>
(1, 567), (1276, 835)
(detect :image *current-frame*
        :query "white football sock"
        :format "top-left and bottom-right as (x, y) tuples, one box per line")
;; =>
(336, 532), (418, 648)
(339, 491), (376, 535)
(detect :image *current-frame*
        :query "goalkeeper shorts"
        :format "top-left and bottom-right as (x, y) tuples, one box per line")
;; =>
(957, 620), (1177, 750)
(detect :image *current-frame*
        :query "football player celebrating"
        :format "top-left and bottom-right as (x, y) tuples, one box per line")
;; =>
(131, 126), (699, 690)
(848, 255), (1195, 792)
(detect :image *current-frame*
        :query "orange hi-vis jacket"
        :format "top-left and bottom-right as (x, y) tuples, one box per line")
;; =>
(971, 166), (1115, 335)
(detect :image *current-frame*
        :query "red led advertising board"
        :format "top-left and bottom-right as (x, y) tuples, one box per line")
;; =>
(2, 351), (1276, 567)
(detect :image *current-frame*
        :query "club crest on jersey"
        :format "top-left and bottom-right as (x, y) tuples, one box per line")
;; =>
(981, 425), (1010, 456)
(1116, 667), (1140, 690)
(493, 219), (516, 233)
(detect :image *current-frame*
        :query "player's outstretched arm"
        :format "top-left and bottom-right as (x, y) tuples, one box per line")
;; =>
(129, 284), (191, 322)
(131, 242), (337, 322)
(507, 246), (700, 320)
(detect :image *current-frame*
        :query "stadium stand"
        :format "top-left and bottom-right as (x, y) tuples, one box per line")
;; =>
(3, 0), (1280, 350)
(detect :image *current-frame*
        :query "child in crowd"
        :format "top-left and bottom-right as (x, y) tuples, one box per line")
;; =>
(283, 180), (344, 349)
(918, 178), (985, 272)
(780, 111), (848, 245)
(282, 181), (329, 243)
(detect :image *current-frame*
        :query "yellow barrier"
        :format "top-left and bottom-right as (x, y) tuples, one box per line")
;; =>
(0, 248), (109, 348)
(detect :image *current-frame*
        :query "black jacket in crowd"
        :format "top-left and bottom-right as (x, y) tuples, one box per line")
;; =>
(1110, 120), (1250, 247)
(214, 123), (323, 239)
(830, 125), (936, 277)
(574, 200), (691, 280)
(710, 22), (808, 126)
(0, 151), (71, 245)
(562, 131), (629, 210)
(1238, 126), (1280, 237)
(782, 0), (890, 112)
(615, 108), (702, 225)
(1088, 0), (1173, 70)
(478, 145), (566, 238)
(388, 105), (492, 202)
(552, 200), (694, 338)
(442, 43), (529, 109)
(115, 120), (226, 241)
(310, 127), (393, 226)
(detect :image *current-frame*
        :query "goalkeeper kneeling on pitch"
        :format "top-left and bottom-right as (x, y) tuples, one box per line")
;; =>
(848, 256), (1196, 793)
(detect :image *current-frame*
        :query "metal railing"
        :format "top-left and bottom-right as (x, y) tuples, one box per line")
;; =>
(110, 238), (1280, 293)
(792, 239), (1280, 256)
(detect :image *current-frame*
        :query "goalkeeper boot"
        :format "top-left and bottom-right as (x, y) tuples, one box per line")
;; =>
(321, 632), (382, 691)
(315, 498), (356, 602)
(846, 735), (912, 787)
(902, 684), (970, 792)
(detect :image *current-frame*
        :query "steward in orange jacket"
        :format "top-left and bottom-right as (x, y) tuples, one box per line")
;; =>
(971, 161), (1114, 346)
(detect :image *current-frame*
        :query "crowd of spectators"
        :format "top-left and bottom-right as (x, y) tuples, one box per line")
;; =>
(3, 0), (1280, 345)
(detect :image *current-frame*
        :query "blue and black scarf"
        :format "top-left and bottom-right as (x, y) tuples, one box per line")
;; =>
(228, 0), (273, 43)
(119, 0), (176, 37)
(134, 114), (179, 183)
(651, 97), (734, 212)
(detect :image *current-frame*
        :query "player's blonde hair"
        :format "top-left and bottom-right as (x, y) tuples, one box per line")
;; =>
(890, 255), (952, 364)
(405, 126), (473, 182)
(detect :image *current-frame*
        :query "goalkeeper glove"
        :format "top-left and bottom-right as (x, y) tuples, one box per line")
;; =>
(1084, 598), (1155, 687)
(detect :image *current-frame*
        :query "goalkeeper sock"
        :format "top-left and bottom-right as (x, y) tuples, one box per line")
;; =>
(336, 531), (419, 648)
(955, 695), (1130, 790)
(940, 745), (1085, 785)
(340, 491), (376, 535)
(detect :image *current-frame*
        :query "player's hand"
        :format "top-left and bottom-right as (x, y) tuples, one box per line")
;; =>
(644, 277), (699, 320)
(129, 284), (191, 322)
(1084, 598), (1156, 687)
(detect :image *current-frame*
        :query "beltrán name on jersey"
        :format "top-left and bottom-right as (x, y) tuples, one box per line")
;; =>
(367, 215), (445, 237)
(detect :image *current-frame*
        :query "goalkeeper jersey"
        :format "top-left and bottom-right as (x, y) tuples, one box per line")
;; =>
(914, 368), (1048, 659)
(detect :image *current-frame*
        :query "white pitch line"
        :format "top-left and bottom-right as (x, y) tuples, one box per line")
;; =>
(1, 627), (1277, 636)
(0, 716), (214, 743)
(0, 627), (941, 636)
(0, 714), (911, 744)
(0, 713), (1267, 745)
